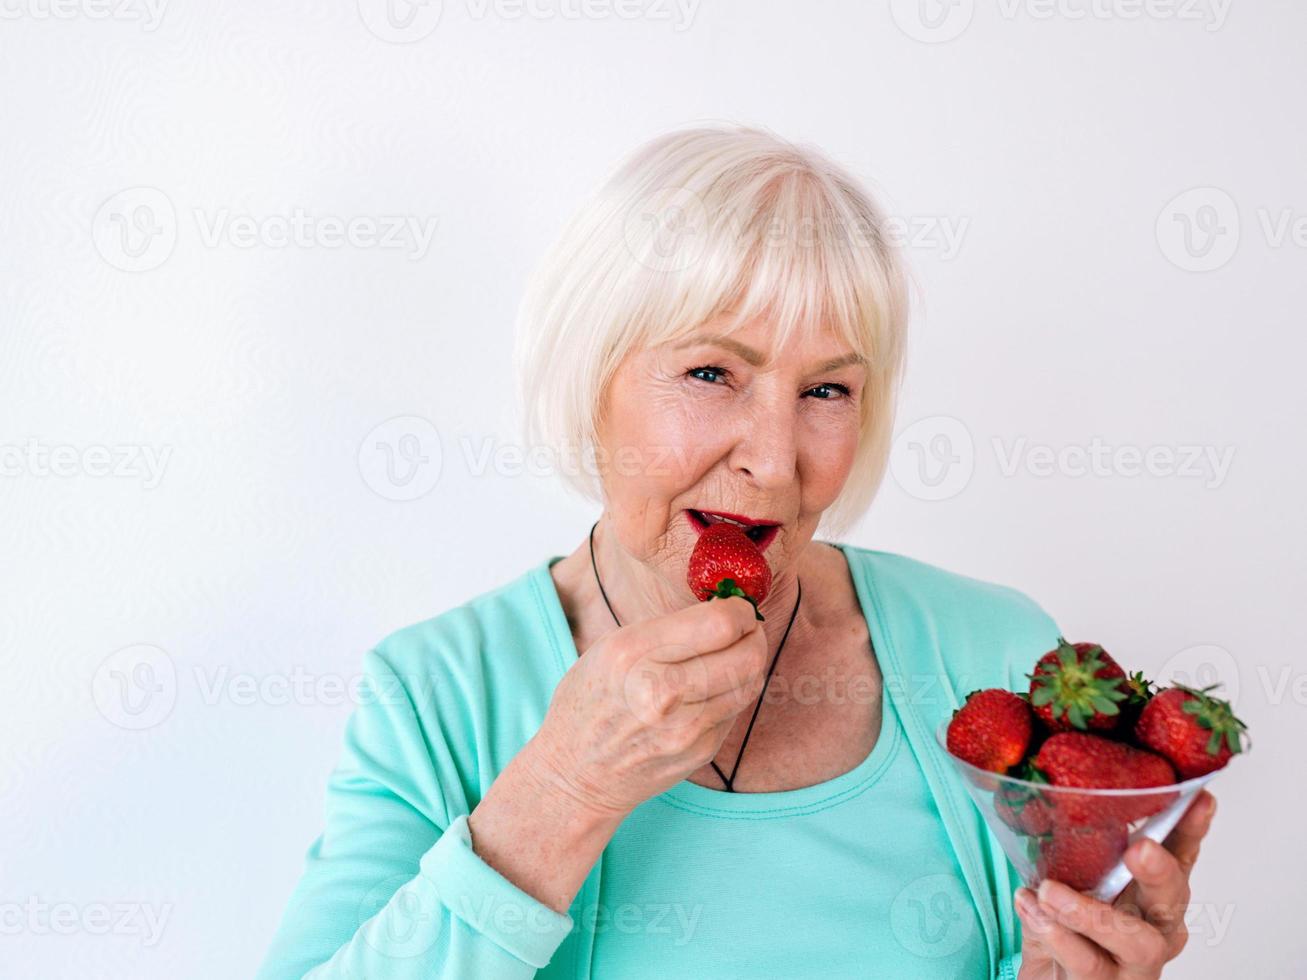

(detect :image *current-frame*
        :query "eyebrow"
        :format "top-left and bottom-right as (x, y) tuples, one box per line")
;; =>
(671, 333), (867, 374)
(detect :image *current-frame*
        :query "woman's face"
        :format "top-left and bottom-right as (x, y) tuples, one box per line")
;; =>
(595, 312), (868, 590)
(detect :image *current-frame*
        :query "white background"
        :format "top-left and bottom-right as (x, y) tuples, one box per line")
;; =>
(2, 1), (1303, 976)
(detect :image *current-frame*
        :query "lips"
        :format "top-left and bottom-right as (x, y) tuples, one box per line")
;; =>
(686, 509), (781, 552)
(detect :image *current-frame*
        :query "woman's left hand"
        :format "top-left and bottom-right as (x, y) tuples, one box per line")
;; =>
(1014, 789), (1217, 979)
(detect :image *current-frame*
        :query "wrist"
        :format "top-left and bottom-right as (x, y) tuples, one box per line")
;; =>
(466, 738), (626, 915)
(516, 730), (632, 827)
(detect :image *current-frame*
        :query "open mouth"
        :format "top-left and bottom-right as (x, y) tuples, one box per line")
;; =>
(686, 509), (782, 552)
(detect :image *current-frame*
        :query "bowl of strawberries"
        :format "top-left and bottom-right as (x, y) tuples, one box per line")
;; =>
(939, 639), (1249, 903)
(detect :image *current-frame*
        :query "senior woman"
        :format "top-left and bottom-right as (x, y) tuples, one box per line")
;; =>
(257, 125), (1215, 979)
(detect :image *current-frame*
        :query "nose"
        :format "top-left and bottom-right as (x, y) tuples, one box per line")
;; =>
(727, 392), (798, 490)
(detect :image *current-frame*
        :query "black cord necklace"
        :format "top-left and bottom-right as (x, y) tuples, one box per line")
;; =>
(588, 519), (802, 793)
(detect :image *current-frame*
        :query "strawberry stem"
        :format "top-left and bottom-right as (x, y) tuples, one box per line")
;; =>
(1027, 637), (1128, 730)
(710, 577), (765, 621)
(1174, 682), (1249, 756)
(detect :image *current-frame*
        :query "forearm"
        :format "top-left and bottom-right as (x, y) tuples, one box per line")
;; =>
(468, 736), (627, 915)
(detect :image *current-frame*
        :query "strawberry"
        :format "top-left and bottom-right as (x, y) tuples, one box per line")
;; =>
(1027, 638), (1130, 733)
(686, 521), (772, 621)
(1034, 732), (1177, 825)
(1035, 821), (1129, 892)
(995, 761), (1054, 837)
(1134, 683), (1248, 779)
(946, 689), (1033, 774)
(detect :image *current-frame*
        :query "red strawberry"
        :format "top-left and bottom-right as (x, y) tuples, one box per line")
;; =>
(1028, 639), (1130, 733)
(1035, 821), (1129, 892)
(1034, 732), (1177, 825)
(686, 521), (772, 621)
(995, 762), (1054, 837)
(1134, 683), (1248, 779)
(946, 689), (1033, 774)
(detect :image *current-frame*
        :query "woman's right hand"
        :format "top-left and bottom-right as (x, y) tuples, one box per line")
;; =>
(524, 595), (771, 819)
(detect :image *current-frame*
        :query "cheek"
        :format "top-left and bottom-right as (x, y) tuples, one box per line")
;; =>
(599, 382), (723, 500)
(798, 412), (860, 504)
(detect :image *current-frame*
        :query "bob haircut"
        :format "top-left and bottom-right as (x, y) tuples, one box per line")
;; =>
(512, 123), (913, 539)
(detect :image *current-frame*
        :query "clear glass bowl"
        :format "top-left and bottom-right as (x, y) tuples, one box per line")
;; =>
(935, 721), (1223, 903)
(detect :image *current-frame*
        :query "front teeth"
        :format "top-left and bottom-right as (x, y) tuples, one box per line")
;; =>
(701, 512), (748, 528)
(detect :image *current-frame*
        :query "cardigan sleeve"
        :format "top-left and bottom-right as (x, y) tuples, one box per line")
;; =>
(254, 648), (574, 979)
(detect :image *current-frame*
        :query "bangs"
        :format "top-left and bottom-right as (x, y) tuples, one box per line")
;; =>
(622, 164), (895, 375)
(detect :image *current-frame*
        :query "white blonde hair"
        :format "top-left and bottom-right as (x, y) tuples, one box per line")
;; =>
(512, 123), (914, 539)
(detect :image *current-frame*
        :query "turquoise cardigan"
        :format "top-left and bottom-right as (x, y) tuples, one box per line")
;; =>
(257, 544), (1060, 978)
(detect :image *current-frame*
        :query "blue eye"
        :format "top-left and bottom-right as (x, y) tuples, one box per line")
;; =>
(805, 383), (852, 400)
(688, 366), (728, 385)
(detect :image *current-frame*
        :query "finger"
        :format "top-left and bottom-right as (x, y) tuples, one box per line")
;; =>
(1123, 792), (1214, 940)
(645, 597), (761, 660)
(1037, 878), (1169, 971)
(1162, 791), (1217, 876)
(1130, 792), (1216, 918)
(1122, 839), (1190, 941)
(1113, 792), (1217, 909)
(1013, 888), (1056, 962)
(1017, 888), (1117, 978)
(622, 634), (766, 731)
(697, 682), (763, 726)
(690, 630), (770, 700)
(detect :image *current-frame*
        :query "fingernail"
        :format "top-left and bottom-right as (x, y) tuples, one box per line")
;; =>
(1037, 878), (1074, 913)
(1017, 889), (1053, 931)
